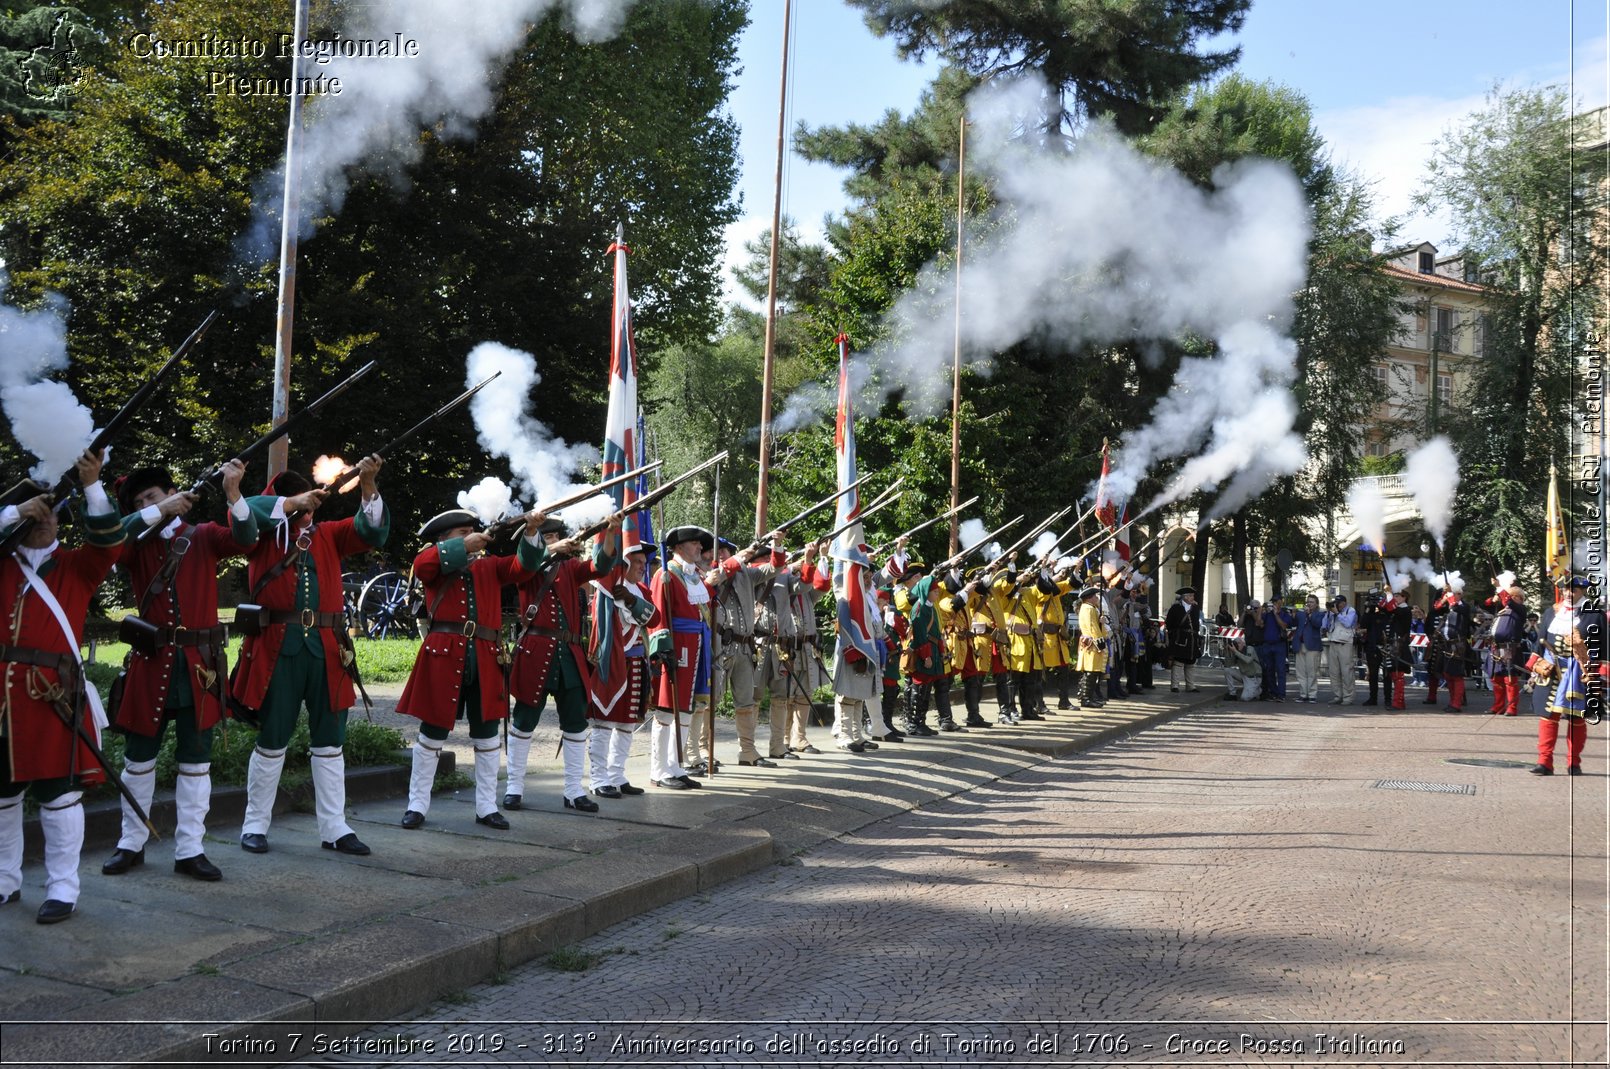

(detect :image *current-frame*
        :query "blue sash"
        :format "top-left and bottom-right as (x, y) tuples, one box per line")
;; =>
(672, 616), (712, 695)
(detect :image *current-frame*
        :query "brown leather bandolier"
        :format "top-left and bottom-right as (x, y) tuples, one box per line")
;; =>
(0, 644), (81, 719)
(522, 622), (586, 647)
(429, 620), (504, 644)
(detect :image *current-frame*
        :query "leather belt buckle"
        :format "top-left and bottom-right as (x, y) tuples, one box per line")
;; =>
(301, 609), (317, 629)
(462, 620), (478, 638)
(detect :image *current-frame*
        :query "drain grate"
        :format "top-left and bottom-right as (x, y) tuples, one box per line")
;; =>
(1372, 779), (1476, 795)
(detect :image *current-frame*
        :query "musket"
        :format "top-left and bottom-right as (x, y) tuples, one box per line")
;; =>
(788, 488), (904, 562)
(1039, 501), (1100, 562)
(707, 455), (720, 777)
(483, 460), (664, 542)
(137, 360), (379, 541)
(747, 472), (878, 551)
(564, 452), (730, 545)
(974, 507), (1070, 581)
(2, 309), (219, 554)
(871, 495), (979, 556)
(316, 372), (501, 495)
(936, 514), (1022, 572)
(43, 684), (160, 839)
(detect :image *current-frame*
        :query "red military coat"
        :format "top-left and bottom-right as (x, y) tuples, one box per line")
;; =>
(397, 537), (538, 731)
(509, 539), (616, 706)
(230, 498), (388, 713)
(588, 572), (658, 724)
(649, 561), (716, 712)
(115, 512), (256, 737)
(1, 519), (124, 784)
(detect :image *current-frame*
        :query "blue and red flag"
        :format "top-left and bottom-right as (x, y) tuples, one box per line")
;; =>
(594, 227), (642, 690)
(827, 334), (881, 668)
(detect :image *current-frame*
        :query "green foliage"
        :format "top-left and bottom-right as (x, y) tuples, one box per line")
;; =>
(1418, 85), (1606, 587)
(0, 0), (744, 535)
(847, 0), (1249, 136)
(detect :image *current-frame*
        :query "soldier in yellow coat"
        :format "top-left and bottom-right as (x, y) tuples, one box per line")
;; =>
(986, 564), (1022, 723)
(1075, 586), (1110, 708)
(1002, 568), (1048, 721)
(1029, 567), (1077, 709)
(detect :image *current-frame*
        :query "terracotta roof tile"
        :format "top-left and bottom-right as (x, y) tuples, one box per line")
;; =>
(1382, 264), (1491, 294)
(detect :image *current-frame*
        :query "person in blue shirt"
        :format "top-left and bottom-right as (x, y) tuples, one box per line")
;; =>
(1260, 595), (1294, 700)
(1291, 594), (1327, 703)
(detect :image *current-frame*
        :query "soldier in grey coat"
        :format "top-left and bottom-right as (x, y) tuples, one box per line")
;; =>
(708, 537), (781, 768)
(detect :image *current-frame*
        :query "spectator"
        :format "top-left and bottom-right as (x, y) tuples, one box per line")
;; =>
(1223, 636), (1263, 701)
(1215, 600), (1234, 628)
(1323, 594), (1359, 706)
(1260, 594), (1294, 701)
(1292, 594), (1326, 703)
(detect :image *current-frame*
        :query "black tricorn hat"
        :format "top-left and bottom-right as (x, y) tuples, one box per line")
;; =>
(664, 525), (714, 552)
(1078, 586), (1102, 600)
(901, 560), (931, 581)
(418, 509), (479, 543)
(537, 515), (567, 536)
(117, 466), (174, 513)
(717, 536), (739, 553)
(1175, 586), (1197, 597)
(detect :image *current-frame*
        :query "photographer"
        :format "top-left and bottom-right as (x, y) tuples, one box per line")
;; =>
(1323, 594), (1358, 705)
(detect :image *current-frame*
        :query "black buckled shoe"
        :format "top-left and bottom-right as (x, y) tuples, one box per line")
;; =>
(239, 833), (269, 854)
(593, 785), (623, 799)
(861, 739), (879, 750)
(1019, 711), (1045, 721)
(2, 889), (20, 905)
(101, 847), (144, 875)
(1529, 764), (1554, 776)
(502, 793), (522, 810)
(564, 795), (600, 813)
(474, 812), (510, 830)
(36, 899), (75, 924)
(739, 757), (778, 768)
(797, 744), (822, 755)
(881, 730), (906, 742)
(619, 782), (645, 795)
(1568, 765), (1583, 776)
(652, 777), (691, 790)
(685, 760), (710, 776)
(401, 809), (425, 829)
(964, 717), (991, 728)
(838, 741), (865, 753)
(937, 721), (963, 732)
(174, 854), (223, 882)
(674, 774), (703, 789)
(321, 833), (372, 855)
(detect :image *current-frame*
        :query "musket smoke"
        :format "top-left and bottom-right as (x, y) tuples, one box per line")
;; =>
(1346, 480), (1388, 556)
(776, 74), (1312, 515)
(237, 0), (641, 263)
(0, 276), (97, 482)
(464, 342), (609, 526)
(458, 475), (517, 524)
(1402, 436), (1459, 547)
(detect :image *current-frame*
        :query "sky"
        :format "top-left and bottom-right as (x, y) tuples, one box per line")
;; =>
(722, 0), (1610, 303)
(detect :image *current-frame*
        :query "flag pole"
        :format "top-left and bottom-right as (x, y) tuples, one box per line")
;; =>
(948, 113), (966, 557)
(754, 0), (793, 540)
(268, 0), (311, 479)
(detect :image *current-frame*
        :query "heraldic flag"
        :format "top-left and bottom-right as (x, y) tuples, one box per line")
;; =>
(829, 334), (881, 667)
(1546, 463), (1570, 586)
(1093, 438), (1130, 561)
(595, 225), (642, 689)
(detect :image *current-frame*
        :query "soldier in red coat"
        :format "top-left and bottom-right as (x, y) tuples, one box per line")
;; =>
(646, 526), (715, 789)
(396, 508), (544, 830)
(505, 513), (623, 813)
(100, 460), (255, 884)
(0, 449), (123, 924)
(586, 541), (658, 797)
(232, 457), (388, 857)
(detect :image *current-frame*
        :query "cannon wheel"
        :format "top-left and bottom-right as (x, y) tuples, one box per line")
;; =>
(357, 570), (419, 640)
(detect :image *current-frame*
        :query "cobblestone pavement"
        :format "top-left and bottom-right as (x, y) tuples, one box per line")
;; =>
(293, 704), (1606, 1068)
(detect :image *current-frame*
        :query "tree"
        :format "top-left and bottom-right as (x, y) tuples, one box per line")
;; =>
(1, 0), (745, 540)
(846, 0), (1248, 137)
(1415, 85), (1606, 589)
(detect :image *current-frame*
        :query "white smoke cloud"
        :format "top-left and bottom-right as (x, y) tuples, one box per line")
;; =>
(457, 475), (517, 524)
(774, 74), (1312, 515)
(959, 517), (1003, 561)
(1402, 435), (1459, 547)
(465, 342), (604, 527)
(1346, 480), (1387, 555)
(0, 276), (97, 482)
(1496, 569), (1516, 591)
(238, 0), (641, 262)
(1029, 530), (1058, 560)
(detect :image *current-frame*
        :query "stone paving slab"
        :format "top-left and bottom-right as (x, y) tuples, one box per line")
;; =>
(0, 685), (1211, 1067)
